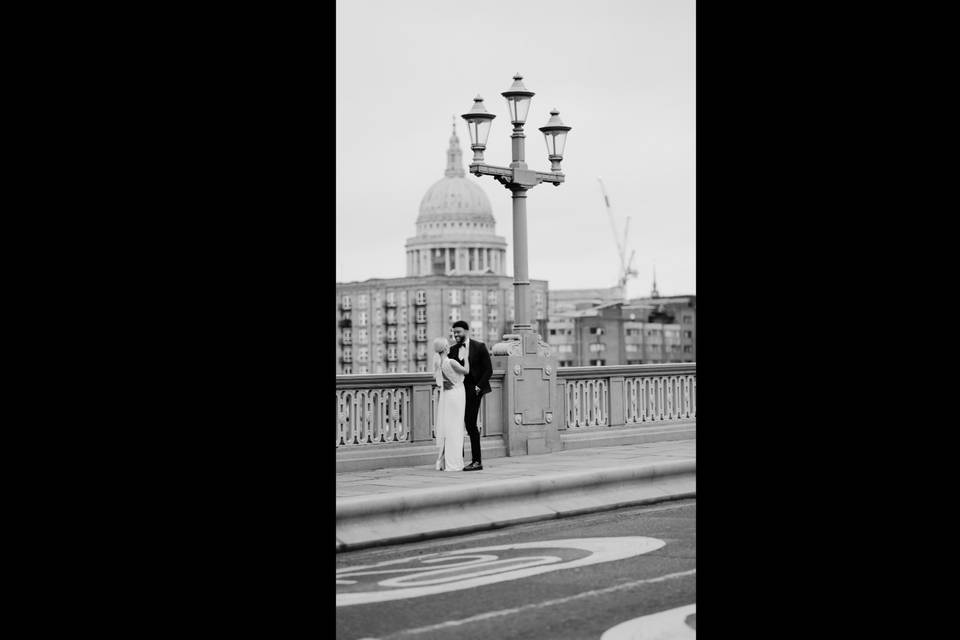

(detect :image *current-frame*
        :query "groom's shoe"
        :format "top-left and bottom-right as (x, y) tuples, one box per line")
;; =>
(463, 461), (483, 471)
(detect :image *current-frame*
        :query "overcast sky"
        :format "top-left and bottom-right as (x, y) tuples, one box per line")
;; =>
(336, 0), (694, 299)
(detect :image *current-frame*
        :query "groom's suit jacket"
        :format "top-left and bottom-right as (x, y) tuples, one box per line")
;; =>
(450, 338), (493, 395)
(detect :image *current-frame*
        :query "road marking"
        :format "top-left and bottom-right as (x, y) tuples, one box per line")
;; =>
(601, 604), (697, 639)
(377, 569), (696, 638)
(337, 537), (667, 607)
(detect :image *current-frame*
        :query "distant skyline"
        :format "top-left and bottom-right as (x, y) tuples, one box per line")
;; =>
(336, 0), (695, 298)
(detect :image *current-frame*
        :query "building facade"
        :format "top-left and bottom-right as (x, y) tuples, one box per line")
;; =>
(546, 296), (696, 367)
(337, 123), (548, 375)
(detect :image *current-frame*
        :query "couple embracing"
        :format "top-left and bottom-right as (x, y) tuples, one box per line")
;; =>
(432, 320), (492, 472)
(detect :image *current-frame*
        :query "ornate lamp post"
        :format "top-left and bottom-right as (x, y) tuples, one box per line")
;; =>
(461, 73), (572, 350)
(461, 73), (572, 456)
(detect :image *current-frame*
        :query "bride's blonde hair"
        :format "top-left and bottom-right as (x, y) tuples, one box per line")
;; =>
(432, 337), (449, 386)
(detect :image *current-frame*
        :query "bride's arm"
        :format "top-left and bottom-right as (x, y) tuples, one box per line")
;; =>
(450, 359), (469, 375)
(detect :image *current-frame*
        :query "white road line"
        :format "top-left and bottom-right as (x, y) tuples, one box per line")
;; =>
(381, 568), (696, 638)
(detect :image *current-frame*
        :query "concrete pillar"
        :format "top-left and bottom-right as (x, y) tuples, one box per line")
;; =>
(492, 350), (560, 456)
(445, 247), (450, 273)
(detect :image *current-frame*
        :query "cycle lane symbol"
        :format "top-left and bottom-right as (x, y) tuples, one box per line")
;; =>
(337, 536), (666, 607)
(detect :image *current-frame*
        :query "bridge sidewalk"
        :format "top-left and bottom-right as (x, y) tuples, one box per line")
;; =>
(336, 439), (696, 552)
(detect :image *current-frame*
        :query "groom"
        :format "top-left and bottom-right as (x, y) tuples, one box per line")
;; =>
(450, 320), (492, 471)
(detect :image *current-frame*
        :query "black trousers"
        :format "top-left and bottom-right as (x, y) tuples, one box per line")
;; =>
(462, 384), (483, 463)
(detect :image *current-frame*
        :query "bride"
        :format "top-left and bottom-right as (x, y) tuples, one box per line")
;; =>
(432, 337), (470, 471)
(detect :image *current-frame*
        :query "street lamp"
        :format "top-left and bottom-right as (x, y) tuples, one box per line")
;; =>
(461, 73), (572, 348)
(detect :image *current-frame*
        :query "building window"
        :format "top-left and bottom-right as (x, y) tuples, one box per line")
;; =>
(559, 360), (573, 367)
(683, 345), (693, 353)
(358, 328), (368, 343)
(387, 327), (397, 341)
(341, 295), (352, 310)
(470, 290), (482, 305)
(375, 345), (384, 360)
(386, 291), (396, 306)
(416, 307), (427, 323)
(342, 329), (352, 341)
(375, 308), (383, 324)
(488, 329), (500, 343)
(416, 326), (427, 341)
(449, 289), (461, 305)
(626, 328), (640, 336)
(470, 303), (483, 321)
(589, 343), (606, 352)
(685, 331), (693, 339)
(375, 328), (384, 343)
(387, 363), (397, 373)
(358, 348), (369, 362)
(449, 307), (461, 323)
(626, 344), (639, 352)
(590, 359), (606, 366)
(627, 360), (643, 365)
(416, 363), (427, 373)
(415, 290), (427, 305)
(589, 327), (604, 335)
(558, 344), (573, 353)
(358, 294), (368, 308)
(358, 311), (368, 327)
(342, 365), (353, 374)
(470, 324), (483, 339)
(683, 314), (693, 324)
(358, 365), (369, 374)
(487, 290), (498, 306)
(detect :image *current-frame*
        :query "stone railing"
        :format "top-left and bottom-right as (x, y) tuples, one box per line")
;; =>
(336, 372), (502, 448)
(336, 363), (695, 449)
(557, 363), (696, 430)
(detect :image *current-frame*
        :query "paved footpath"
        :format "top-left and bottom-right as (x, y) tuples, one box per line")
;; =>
(336, 439), (696, 551)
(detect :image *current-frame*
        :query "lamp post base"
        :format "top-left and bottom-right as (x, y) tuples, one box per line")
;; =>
(490, 333), (560, 457)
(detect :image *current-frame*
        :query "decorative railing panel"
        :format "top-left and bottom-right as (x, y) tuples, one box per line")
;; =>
(337, 372), (495, 448)
(565, 378), (608, 428)
(336, 387), (410, 446)
(557, 363), (696, 431)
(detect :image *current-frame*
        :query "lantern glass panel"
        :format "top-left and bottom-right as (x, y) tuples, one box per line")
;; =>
(544, 130), (568, 157)
(467, 118), (493, 147)
(506, 95), (532, 124)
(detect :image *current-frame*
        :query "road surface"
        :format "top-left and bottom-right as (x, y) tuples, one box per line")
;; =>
(336, 499), (696, 639)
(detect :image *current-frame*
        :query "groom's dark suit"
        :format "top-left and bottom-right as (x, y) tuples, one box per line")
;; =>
(450, 338), (493, 464)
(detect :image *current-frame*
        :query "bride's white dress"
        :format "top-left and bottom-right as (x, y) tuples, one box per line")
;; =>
(435, 357), (465, 472)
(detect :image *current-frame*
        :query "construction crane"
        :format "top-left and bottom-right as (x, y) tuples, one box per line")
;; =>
(597, 177), (638, 297)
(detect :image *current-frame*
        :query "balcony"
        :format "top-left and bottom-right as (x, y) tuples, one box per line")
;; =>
(339, 319), (352, 329)
(386, 353), (398, 362)
(415, 334), (427, 342)
(341, 336), (353, 346)
(414, 298), (427, 307)
(340, 354), (353, 363)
